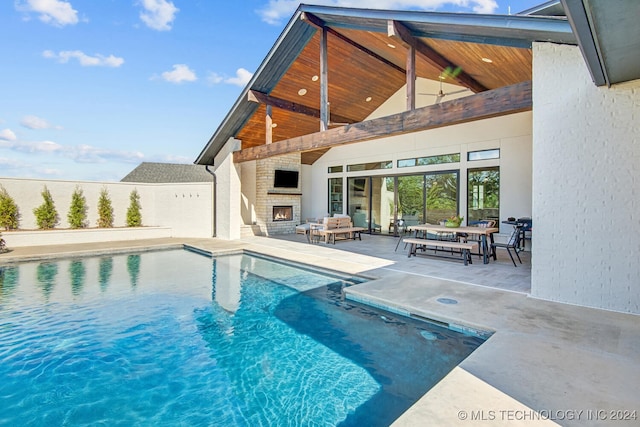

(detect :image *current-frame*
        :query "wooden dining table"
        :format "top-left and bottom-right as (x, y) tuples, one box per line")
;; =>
(406, 224), (499, 264)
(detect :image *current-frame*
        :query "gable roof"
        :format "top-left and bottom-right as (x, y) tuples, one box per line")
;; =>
(121, 162), (213, 183)
(195, 4), (575, 167)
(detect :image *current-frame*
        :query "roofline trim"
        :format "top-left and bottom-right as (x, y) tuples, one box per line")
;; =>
(560, 0), (607, 86)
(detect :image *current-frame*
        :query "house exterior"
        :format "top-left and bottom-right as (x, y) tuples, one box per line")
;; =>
(195, 2), (640, 315)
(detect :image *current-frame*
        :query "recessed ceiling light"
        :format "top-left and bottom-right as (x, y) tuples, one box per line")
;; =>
(387, 43), (396, 49)
(311, 75), (319, 81)
(365, 96), (372, 102)
(298, 88), (307, 96)
(481, 57), (493, 63)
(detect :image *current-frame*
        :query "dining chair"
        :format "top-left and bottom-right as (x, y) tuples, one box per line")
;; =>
(490, 225), (522, 267)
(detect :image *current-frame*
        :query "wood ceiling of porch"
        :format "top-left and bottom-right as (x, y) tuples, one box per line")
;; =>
(236, 15), (533, 165)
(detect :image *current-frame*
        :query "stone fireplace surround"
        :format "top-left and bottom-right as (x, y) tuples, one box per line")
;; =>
(254, 154), (301, 235)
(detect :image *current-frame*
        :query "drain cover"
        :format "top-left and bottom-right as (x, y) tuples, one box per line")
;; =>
(436, 297), (458, 305)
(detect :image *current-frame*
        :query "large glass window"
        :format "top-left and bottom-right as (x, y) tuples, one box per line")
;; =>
(467, 167), (500, 223)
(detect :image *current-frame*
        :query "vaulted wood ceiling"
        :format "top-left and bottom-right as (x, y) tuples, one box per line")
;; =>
(196, 6), (575, 166)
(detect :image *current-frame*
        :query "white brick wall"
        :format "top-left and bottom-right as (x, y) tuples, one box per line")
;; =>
(531, 42), (640, 314)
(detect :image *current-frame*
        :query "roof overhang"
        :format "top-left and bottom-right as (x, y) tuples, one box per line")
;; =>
(561, 0), (640, 86)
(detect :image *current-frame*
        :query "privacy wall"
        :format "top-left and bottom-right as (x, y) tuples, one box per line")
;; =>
(0, 177), (213, 239)
(531, 43), (640, 314)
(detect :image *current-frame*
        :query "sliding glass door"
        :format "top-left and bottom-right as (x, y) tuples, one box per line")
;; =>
(344, 171), (460, 236)
(424, 171), (459, 224)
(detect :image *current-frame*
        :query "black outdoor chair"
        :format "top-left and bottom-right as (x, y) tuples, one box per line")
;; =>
(491, 225), (522, 267)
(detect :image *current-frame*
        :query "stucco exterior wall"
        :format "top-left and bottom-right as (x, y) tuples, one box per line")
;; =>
(0, 177), (213, 242)
(531, 42), (640, 314)
(307, 111), (533, 236)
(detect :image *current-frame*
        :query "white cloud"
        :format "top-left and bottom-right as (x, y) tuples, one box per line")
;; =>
(225, 68), (253, 87)
(43, 50), (125, 67)
(257, 0), (498, 25)
(159, 64), (197, 84)
(207, 72), (224, 85)
(139, 0), (179, 31)
(69, 144), (145, 164)
(16, 0), (79, 27)
(0, 129), (17, 141)
(0, 137), (145, 164)
(206, 69), (253, 87)
(20, 115), (63, 130)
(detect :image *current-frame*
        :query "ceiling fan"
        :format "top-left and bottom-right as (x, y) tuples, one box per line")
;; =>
(419, 75), (469, 104)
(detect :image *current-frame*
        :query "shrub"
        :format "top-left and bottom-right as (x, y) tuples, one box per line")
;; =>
(67, 185), (88, 229)
(0, 185), (20, 230)
(33, 186), (59, 230)
(126, 189), (142, 227)
(97, 187), (114, 228)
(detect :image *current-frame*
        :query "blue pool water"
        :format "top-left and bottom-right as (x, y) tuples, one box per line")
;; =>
(0, 249), (486, 426)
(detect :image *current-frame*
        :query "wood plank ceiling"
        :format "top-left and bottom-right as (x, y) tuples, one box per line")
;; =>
(236, 15), (532, 165)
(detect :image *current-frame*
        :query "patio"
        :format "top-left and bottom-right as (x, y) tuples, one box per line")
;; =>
(268, 232), (532, 294)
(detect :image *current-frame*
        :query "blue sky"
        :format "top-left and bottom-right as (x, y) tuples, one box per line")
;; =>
(0, 0), (543, 182)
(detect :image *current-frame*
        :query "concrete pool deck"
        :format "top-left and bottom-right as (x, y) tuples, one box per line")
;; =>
(1, 235), (638, 426)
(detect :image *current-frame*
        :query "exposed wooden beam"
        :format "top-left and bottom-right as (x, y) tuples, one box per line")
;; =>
(234, 81), (531, 163)
(265, 104), (272, 144)
(302, 12), (406, 74)
(407, 45), (416, 110)
(388, 20), (487, 93)
(320, 26), (328, 132)
(247, 90), (355, 125)
(389, 18), (417, 110)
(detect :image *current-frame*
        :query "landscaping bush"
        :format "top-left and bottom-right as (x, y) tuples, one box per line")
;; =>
(0, 185), (20, 230)
(67, 186), (88, 229)
(126, 189), (142, 227)
(97, 187), (114, 228)
(33, 186), (59, 230)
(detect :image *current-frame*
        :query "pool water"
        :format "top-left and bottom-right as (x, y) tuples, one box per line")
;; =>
(0, 249), (486, 426)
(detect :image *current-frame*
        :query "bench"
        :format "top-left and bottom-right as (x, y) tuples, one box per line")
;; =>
(403, 238), (478, 265)
(312, 217), (366, 244)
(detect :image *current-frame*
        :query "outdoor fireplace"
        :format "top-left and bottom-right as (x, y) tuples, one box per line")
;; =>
(272, 206), (293, 222)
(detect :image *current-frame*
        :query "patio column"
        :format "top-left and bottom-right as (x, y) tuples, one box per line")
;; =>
(214, 138), (242, 240)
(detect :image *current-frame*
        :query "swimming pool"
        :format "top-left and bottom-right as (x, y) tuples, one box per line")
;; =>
(0, 249), (486, 426)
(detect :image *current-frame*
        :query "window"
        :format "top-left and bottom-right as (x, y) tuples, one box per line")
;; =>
(398, 153), (460, 168)
(328, 165), (343, 173)
(328, 178), (343, 216)
(347, 161), (392, 172)
(467, 149), (500, 161)
(467, 167), (499, 223)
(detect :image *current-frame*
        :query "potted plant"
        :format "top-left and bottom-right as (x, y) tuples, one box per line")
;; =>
(445, 215), (464, 228)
